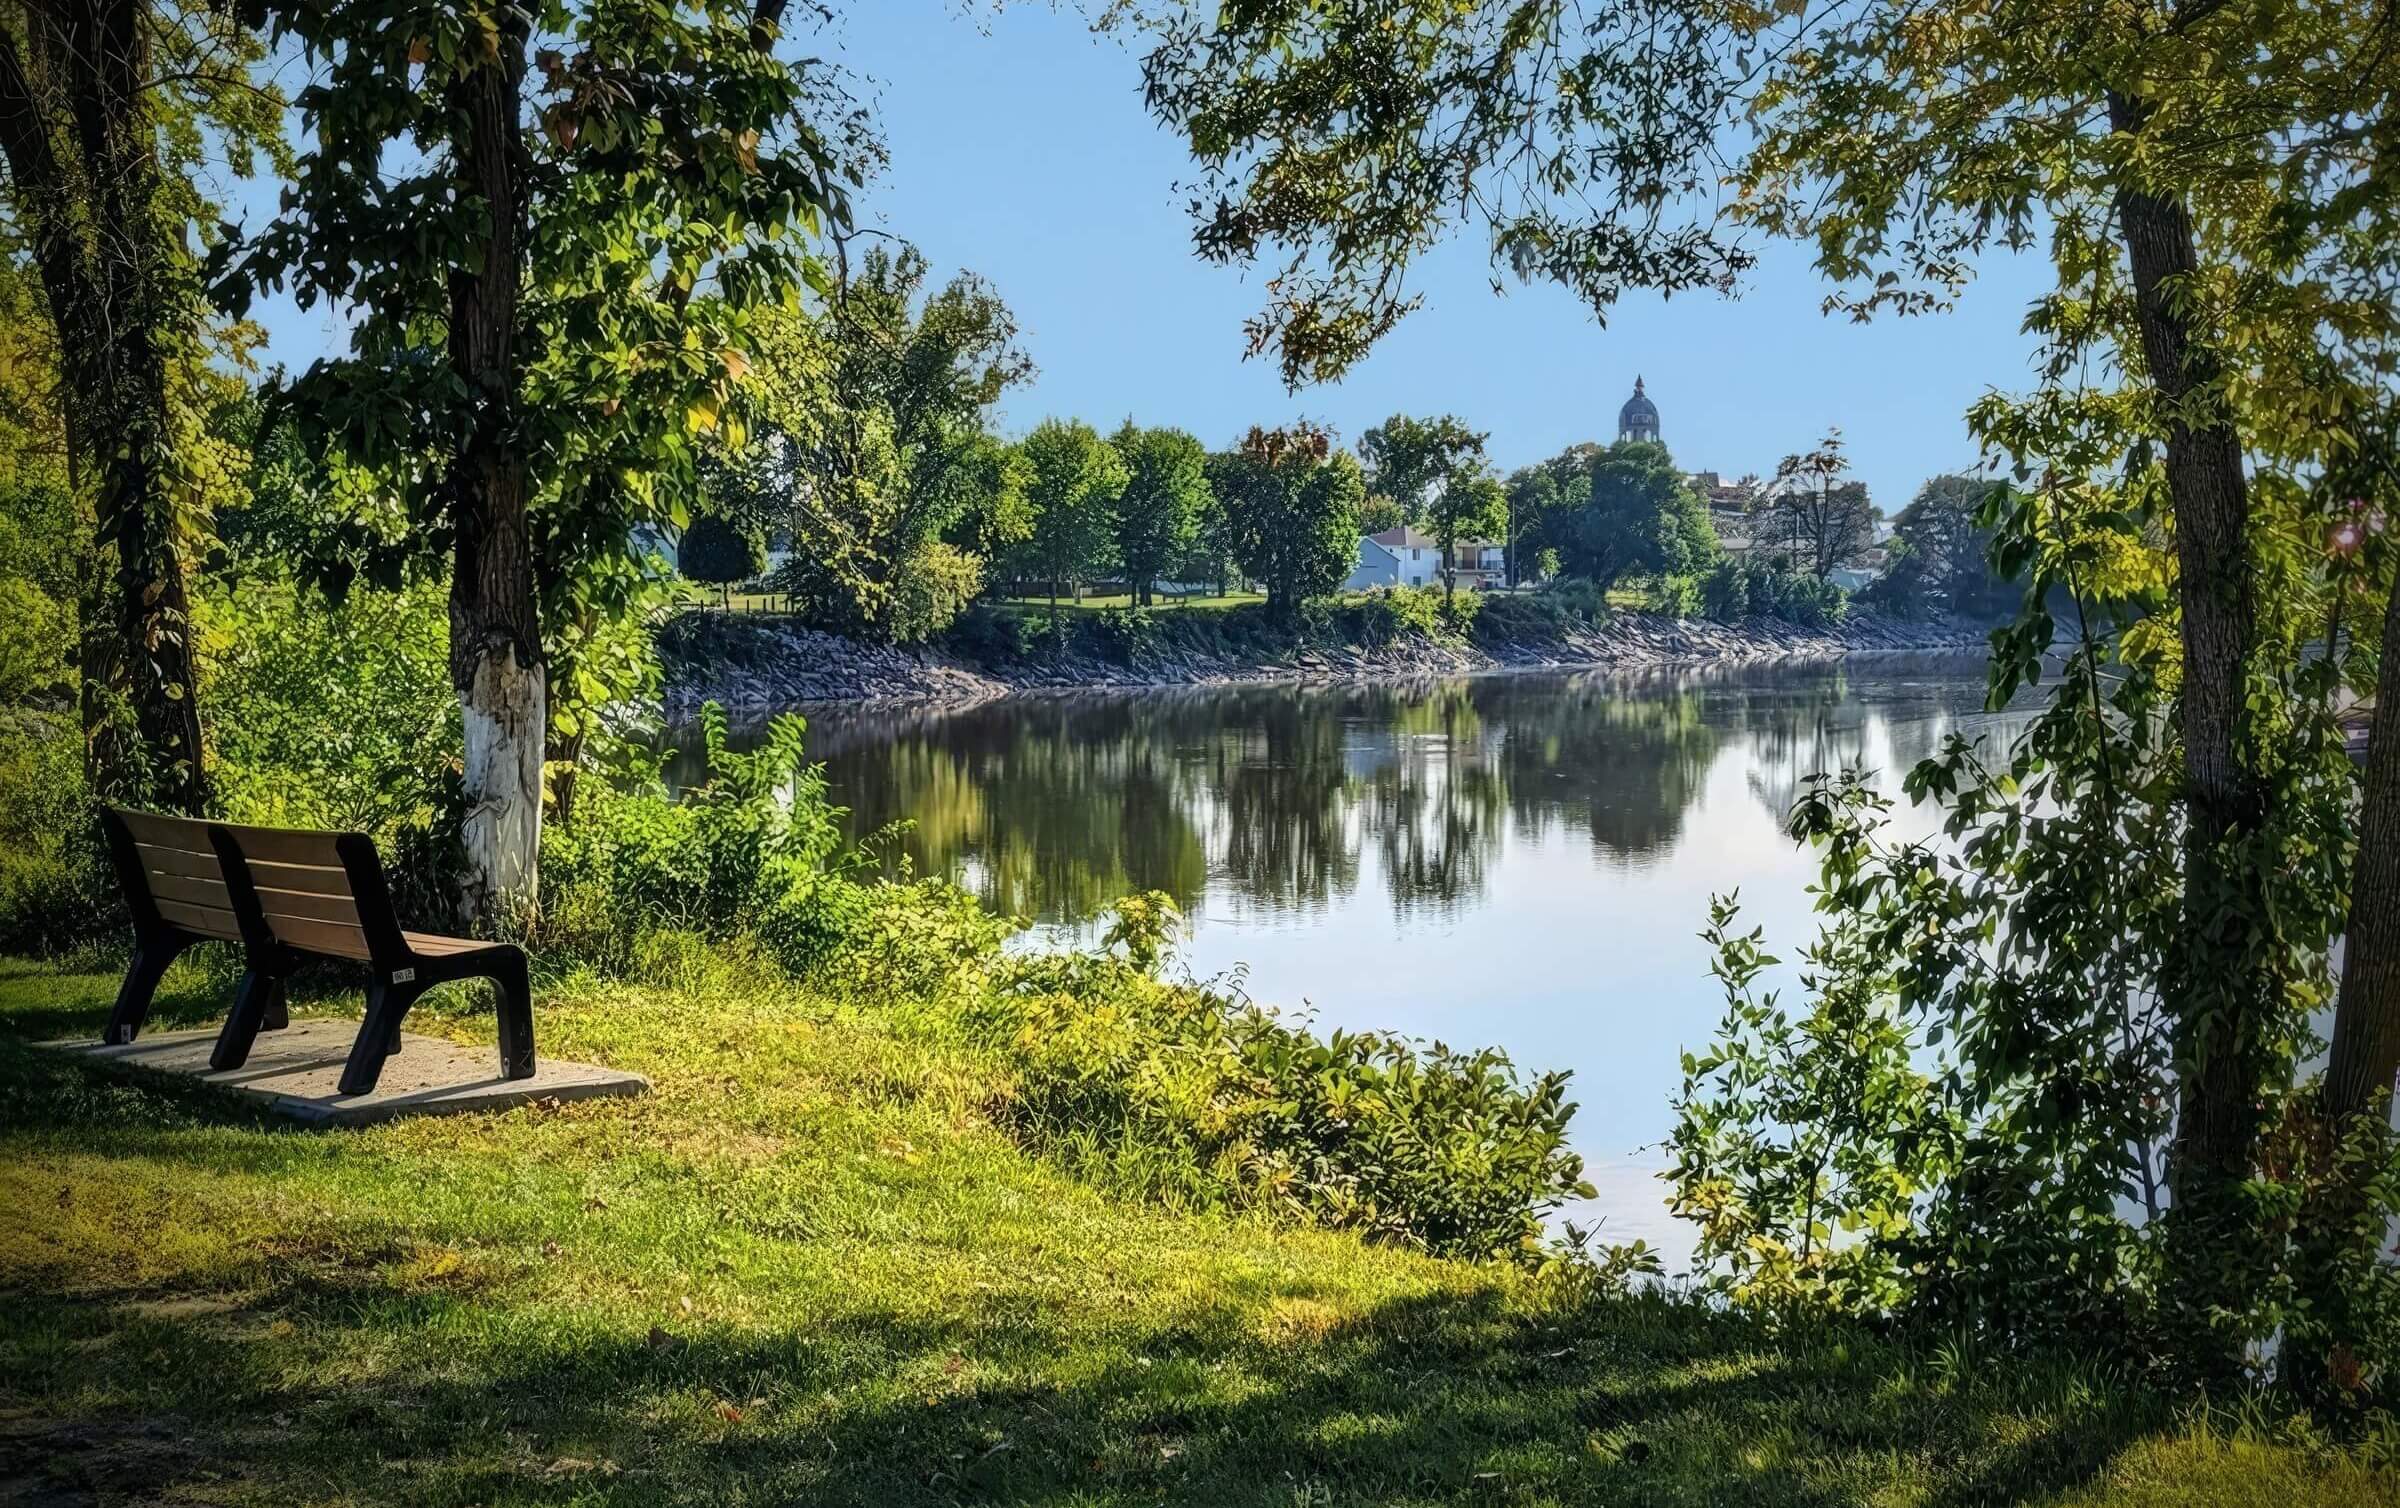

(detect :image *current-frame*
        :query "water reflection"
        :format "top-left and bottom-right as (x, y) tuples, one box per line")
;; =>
(668, 657), (2001, 930)
(669, 659), (2023, 1262)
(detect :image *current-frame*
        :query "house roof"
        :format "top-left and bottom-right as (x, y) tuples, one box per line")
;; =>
(1369, 526), (1436, 549)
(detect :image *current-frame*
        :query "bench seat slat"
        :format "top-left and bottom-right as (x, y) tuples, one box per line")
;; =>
(154, 898), (242, 941)
(264, 914), (374, 960)
(403, 931), (505, 958)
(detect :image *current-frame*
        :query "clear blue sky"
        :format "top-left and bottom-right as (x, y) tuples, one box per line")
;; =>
(238, 1), (2059, 515)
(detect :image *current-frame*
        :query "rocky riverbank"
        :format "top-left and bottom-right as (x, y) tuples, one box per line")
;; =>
(657, 605), (1991, 719)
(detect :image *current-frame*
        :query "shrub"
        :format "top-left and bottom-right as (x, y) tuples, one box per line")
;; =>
(1700, 558), (1849, 629)
(680, 513), (768, 598)
(945, 602), (1044, 665)
(0, 577), (71, 705)
(539, 703), (873, 976)
(205, 579), (459, 837)
(1535, 578), (1613, 625)
(886, 540), (984, 644)
(0, 710), (119, 958)
(1075, 605), (1158, 665)
(938, 893), (1594, 1261)
(1654, 572), (1704, 617)
(1338, 585), (1444, 646)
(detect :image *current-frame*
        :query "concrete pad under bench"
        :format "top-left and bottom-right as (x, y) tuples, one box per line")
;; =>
(43, 1019), (648, 1126)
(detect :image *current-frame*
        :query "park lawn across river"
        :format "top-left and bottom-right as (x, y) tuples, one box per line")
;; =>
(3, 956), (2397, 1506)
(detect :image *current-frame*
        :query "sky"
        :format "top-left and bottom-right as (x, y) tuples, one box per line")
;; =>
(233, 0), (2063, 516)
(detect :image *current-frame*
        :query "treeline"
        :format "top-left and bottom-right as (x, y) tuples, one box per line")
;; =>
(674, 257), (2010, 647)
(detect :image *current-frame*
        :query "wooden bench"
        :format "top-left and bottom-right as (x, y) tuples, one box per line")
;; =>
(100, 809), (536, 1097)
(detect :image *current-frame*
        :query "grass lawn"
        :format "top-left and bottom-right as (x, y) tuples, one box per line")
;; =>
(994, 592), (1268, 613)
(2, 956), (2395, 1506)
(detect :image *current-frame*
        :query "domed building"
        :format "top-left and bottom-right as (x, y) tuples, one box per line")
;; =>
(1618, 376), (1660, 444)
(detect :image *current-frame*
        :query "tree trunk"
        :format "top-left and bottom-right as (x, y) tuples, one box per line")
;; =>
(2331, 689), (2400, 1135)
(2111, 90), (2272, 1368)
(2302, 519), (2400, 1398)
(446, 21), (543, 931)
(1, 5), (208, 813)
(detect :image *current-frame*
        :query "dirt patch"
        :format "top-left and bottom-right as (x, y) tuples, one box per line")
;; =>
(0, 1411), (236, 1507)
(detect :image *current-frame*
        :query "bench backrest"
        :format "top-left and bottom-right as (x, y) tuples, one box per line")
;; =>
(103, 808), (245, 944)
(105, 808), (404, 966)
(207, 821), (382, 962)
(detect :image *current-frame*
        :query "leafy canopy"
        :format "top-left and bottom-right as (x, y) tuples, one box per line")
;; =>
(1211, 423), (1364, 622)
(739, 243), (1033, 641)
(1550, 439), (1714, 588)
(218, 0), (861, 668)
(1110, 422), (1212, 602)
(1008, 418), (1128, 602)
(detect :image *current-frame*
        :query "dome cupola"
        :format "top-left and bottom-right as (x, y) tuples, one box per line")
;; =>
(1618, 376), (1660, 443)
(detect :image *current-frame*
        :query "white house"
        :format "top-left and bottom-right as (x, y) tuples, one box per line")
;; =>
(1342, 526), (1443, 591)
(1343, 535), (1402, 590)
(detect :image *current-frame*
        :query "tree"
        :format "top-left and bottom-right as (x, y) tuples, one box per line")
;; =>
(1504, 447), (1595, 586)
(0, 0), (280, 812)
(1008, 419), (1126, 625)
(679, 513), (767, 607)
(1425, 465), (1505, 602)
(748, 243), (1033, 642)
(1213, 423), (1362, 625)
(1359, 414), (1486, 525)
(1871, 474), (2014, 620)
(1179, 479), (1236, 597)
(224, 0), (853, 926)
(1553, 440), (1714, 589)
(1759, 432), (1875, 581)
(1110, 423), (1210, 605)
(1123, 0), (2398, 1376)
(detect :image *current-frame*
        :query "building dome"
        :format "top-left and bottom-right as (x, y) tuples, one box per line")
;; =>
(1618, 375), (1660, 443)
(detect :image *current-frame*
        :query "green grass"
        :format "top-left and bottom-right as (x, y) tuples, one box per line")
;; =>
(994, 591), (1268, 613)
(2, 955), (2395, 1506)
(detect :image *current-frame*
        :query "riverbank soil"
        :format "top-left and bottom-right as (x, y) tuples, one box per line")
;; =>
(2, 958), (2393, 1504)
(658, 605), (1992, 715)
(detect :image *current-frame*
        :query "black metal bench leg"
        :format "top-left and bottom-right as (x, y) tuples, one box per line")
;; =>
(104, 936), (186, 1045)
(262, 975), (289, 1031)
(338, 981), (417, 1097)
(492, 952), (535, 1081)
(209, 967), (285, 1071)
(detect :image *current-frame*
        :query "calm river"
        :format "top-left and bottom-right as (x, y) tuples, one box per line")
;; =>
(680, 658), (2018, 1263)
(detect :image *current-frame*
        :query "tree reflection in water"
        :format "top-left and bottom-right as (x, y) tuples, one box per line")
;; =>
(660, 658), (2019, 1258)
(663, 657), (2009, 928)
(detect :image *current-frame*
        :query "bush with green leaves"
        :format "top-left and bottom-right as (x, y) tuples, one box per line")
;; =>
(1534, 578), (1614, 625)
(539, 703), (873, 976)
(926, 892), (1594, 1261)
(1700, 557), (1848, 628)
(204, 579), (460, 836)
(1653, 571), (1704, 618)
(0, 576), (71, 706)
(0, 711), (118, 958)
(944, 602), (1044, 664)
(1074, 605), (1158, 666)
(1334, 585), (1447, 647)
(679, 513), (769, 599)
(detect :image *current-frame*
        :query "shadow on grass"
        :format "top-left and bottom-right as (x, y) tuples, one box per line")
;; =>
(0, 1269), (2168, 1508)
(0, 1016), (2173, 1507)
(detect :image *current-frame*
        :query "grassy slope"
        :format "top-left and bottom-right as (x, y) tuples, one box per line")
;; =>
(1, 959), (2394, 1507)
